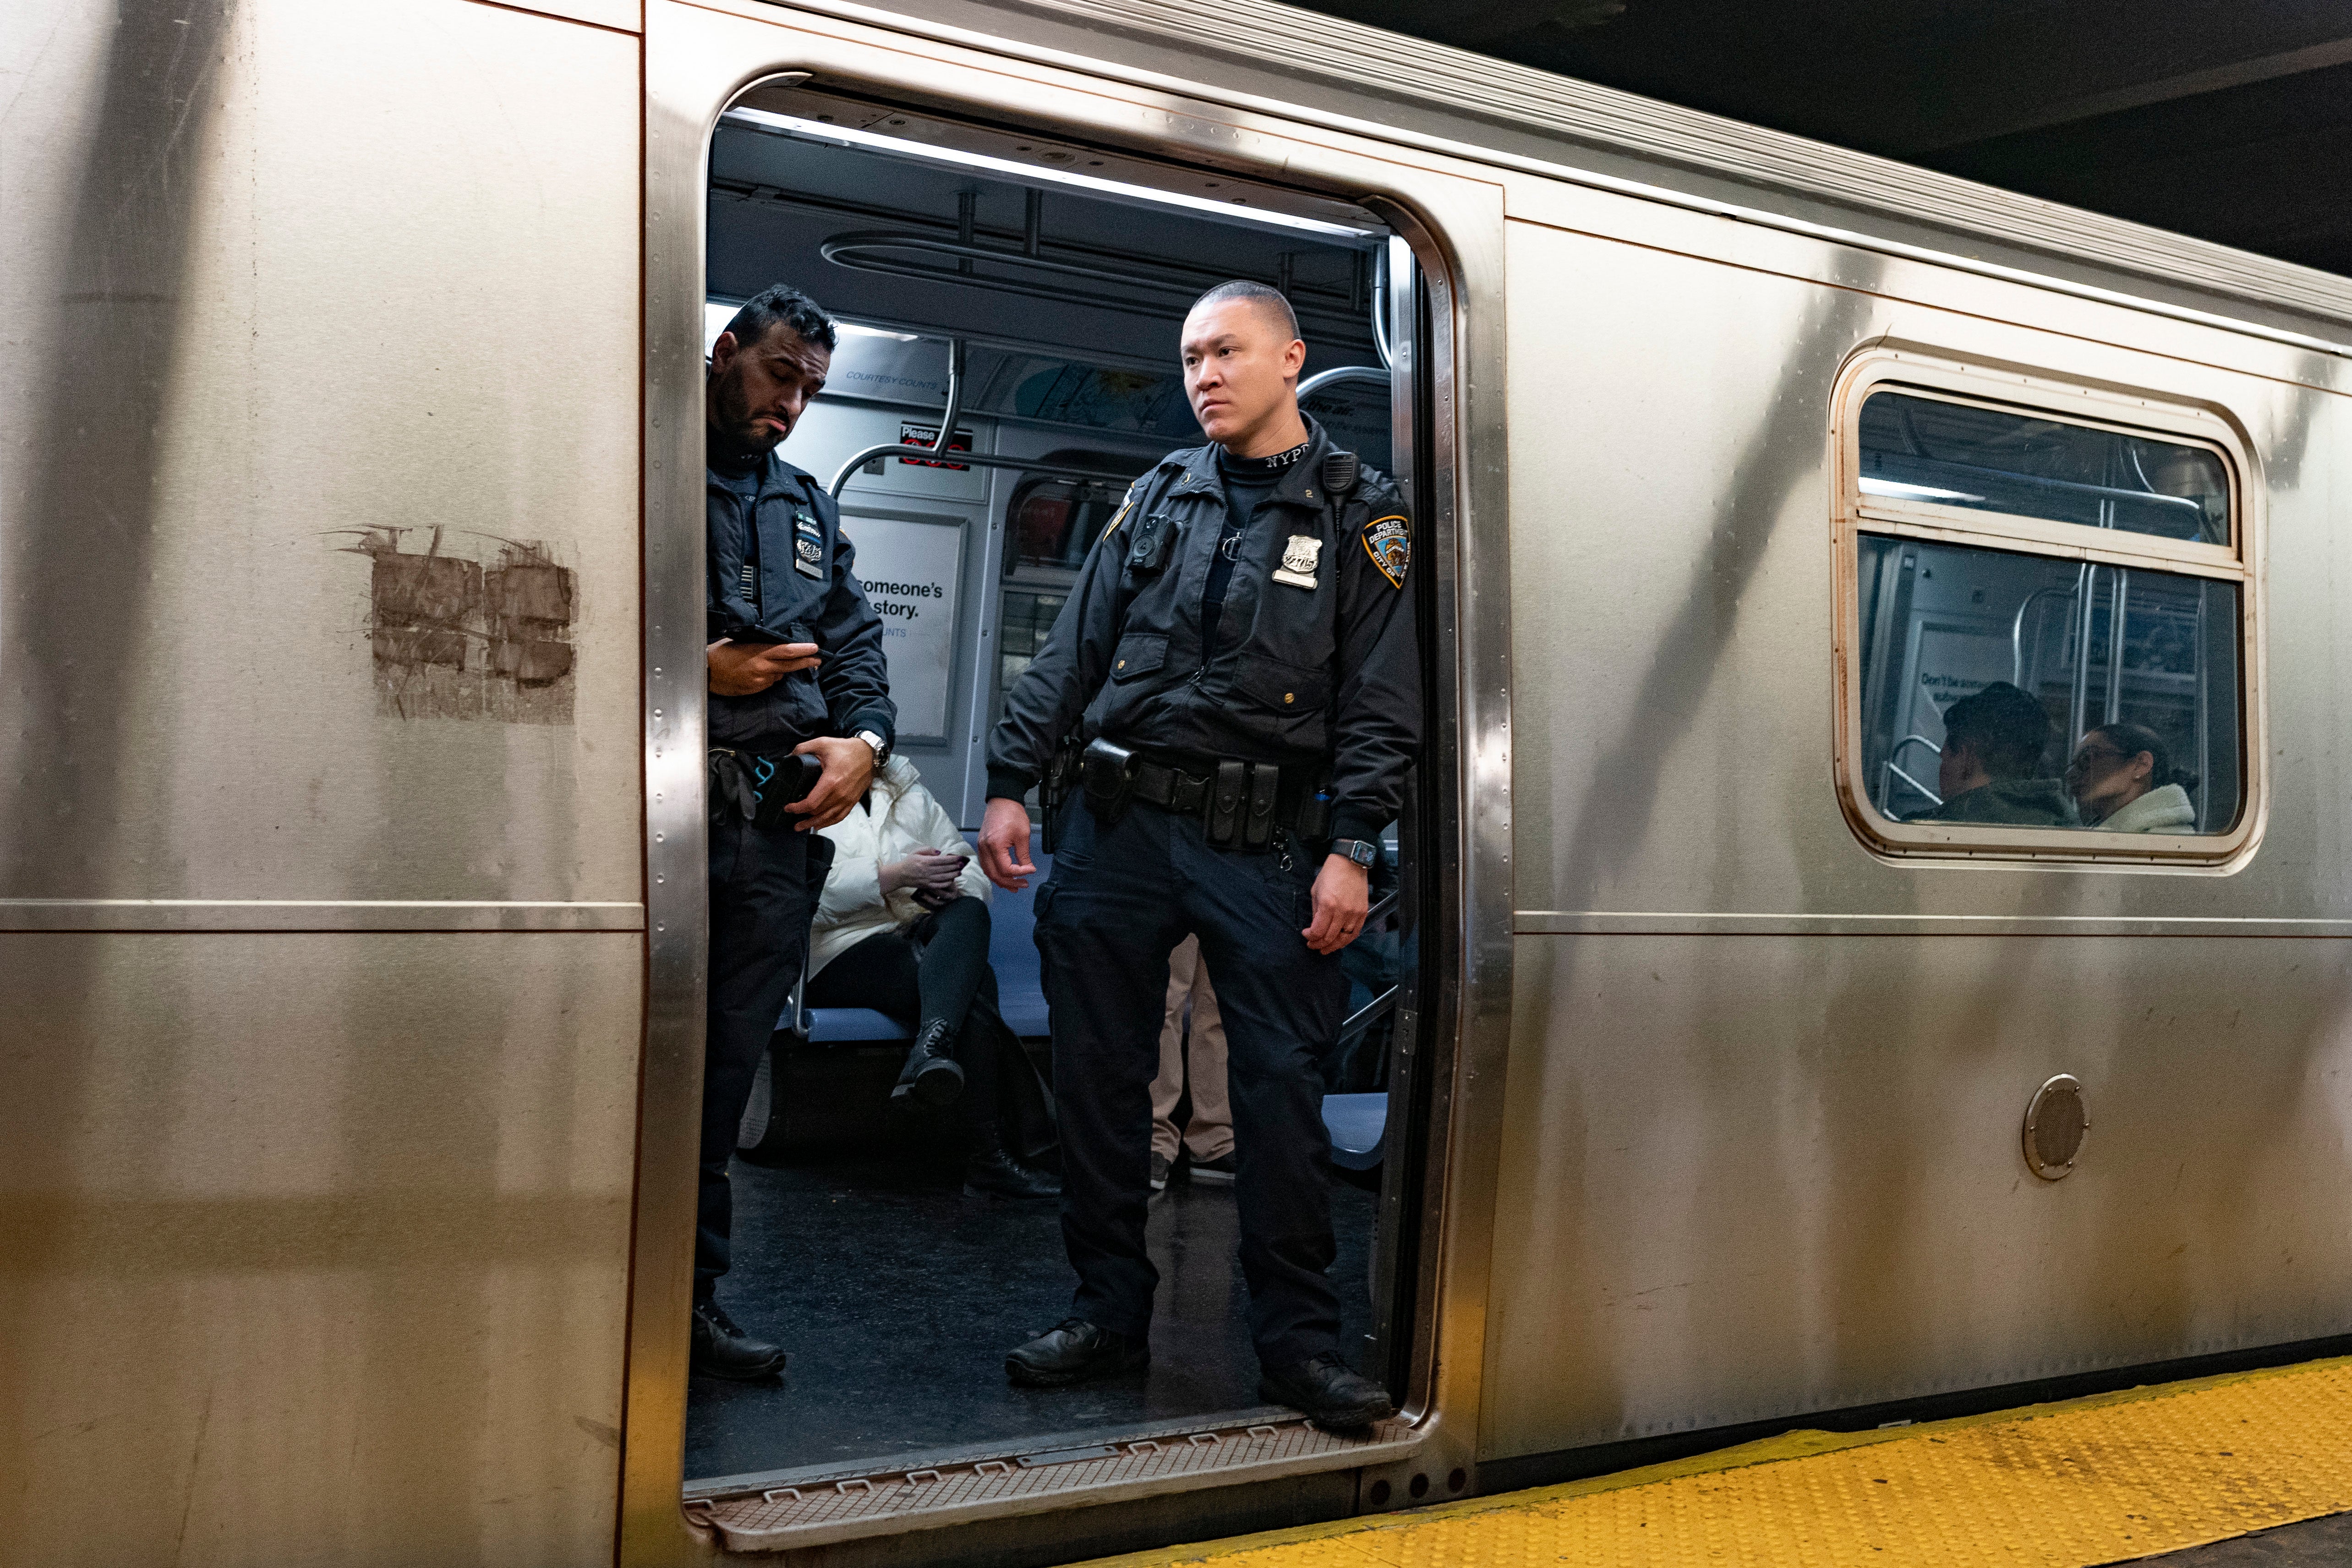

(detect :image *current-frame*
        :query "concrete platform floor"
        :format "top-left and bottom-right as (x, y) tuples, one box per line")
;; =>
(2154, 1510), (2352, 1563)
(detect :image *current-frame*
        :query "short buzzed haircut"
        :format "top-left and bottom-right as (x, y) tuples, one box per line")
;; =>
(722, 283), (837, 354)
(1189, 279), (1300, 342)
(1941, 681), (2050, 779)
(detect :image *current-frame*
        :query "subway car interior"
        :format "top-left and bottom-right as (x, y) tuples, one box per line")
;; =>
(691, 87), (1423, 1493)
(1850, 390), (2242, 836)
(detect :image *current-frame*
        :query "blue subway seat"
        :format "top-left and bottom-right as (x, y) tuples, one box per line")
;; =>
(803, 1007), (909, 1044)
(988, 846), (1052, 1039)
(1321, 1092), (1387, 1172)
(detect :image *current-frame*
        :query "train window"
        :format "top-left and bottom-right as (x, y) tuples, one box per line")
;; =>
(1838, 359), (2254, 861)
(994, 586), (1066, 729)
(1854, 538), (2242, 832)
(1859, 391), (2230, 546)
(1006, 476), (1124, 576)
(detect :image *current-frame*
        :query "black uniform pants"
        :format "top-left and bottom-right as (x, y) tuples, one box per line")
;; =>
(1036, 795), (1347, 1369)
(698, 813), (833, 1295)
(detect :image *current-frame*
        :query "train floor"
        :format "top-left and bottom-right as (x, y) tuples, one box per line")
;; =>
(1081, 1352), (2352, 1568)
(684, 1139), (1378, 1485)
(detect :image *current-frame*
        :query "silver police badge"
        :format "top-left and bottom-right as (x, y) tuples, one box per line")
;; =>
(1271, 533), (1323, 590)
(792, 507), (825, 579)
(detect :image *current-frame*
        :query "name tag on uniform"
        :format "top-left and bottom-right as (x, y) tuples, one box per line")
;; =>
(792, 507), (824, 579)
(1271, 534), (1322, 590)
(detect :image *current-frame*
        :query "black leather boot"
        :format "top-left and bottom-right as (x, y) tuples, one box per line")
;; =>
(964, 1146), (1061, 1201)
(892, 1018), (965, 1107)
(690, 1296), (788, 1382)
(1258, 1351), (1395, 1431)
(1004, 1319), (1149, 1386)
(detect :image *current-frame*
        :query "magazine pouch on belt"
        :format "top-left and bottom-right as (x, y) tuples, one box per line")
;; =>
(1242, 763), (1280, 851)
(1208, 760), (1247, 847)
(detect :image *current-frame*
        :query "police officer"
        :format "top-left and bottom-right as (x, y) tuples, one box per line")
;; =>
(978, 280), (1418, 1430)
(696, 284), (897, 1379)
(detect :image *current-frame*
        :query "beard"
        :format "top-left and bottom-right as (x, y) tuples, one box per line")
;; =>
(708, 379), (787, 459)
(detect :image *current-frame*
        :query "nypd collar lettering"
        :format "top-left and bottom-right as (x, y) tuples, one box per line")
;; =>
(1363, 514), (1410, 589)
(1272, 534), (1323, 590)
(792, 507), (824, 579)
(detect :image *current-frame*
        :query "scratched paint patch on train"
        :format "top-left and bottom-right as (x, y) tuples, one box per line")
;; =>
(334, 527), (577, 723)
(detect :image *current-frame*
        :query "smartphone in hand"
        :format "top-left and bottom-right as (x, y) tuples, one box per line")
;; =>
(913, 854), (970, 909)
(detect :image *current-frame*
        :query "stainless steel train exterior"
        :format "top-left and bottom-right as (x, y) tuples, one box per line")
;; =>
(7, 0), (2351, 1564)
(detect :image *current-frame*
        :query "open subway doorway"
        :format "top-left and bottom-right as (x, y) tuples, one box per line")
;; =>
(685, 82), (1436, 1534)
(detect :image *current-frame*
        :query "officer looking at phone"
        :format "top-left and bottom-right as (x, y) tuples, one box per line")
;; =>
(697, 283), (896, 1380)
(978, 279), (1419, 1431)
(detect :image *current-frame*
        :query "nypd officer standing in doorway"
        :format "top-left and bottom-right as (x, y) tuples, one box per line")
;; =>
(697, 284), (897, 1379)
(978, 279), (1417, 1430)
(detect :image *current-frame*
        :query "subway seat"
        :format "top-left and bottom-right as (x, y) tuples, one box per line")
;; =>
(786, 847), (1055, 1044)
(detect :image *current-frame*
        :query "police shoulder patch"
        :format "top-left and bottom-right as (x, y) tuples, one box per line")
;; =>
(1361, 513), (1410, 589)
(1100, 478), (1148, 541)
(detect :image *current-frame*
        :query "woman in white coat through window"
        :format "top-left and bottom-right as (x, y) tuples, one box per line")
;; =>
(809, 756), (1060, 1200)
(2067, 721), (2198, 833)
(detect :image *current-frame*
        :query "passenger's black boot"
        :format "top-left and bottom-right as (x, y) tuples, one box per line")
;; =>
(690, 1296), (788, 1382)
(964, 1146), (1061, 1202)
(963, 1111), (1060, 1201)
(892, 1018), (965, 1107)
(1004, 1319), (1149, 1386)
(1258, 1351), (1395, 1431)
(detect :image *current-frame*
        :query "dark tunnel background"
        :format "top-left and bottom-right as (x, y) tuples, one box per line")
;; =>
(1293, 0), (2352, 280)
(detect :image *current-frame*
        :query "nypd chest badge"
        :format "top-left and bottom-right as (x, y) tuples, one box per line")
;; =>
(1271, 533), (1323, 590)
(792, 507), (824, 579)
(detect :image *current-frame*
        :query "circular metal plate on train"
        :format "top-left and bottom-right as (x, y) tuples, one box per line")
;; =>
(2023, 1074), (2089, 1180)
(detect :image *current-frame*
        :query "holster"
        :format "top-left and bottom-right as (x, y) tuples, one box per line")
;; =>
(1080, 737), (1138, 825)
(1039, 734), (1083, 854)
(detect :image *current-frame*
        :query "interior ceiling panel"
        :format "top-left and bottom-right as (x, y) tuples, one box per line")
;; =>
(1294, 0), (2352, 277)
(709, 119), (1383, 371)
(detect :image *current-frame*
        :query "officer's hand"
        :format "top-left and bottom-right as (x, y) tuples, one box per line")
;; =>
(708, 639), (821, 696)
(786, 735), (875, 831)
(1302, 855), (1370, 954)
(978, 797), (1038, 891)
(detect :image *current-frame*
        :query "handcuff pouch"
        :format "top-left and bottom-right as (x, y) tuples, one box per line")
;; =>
(1081, 737), (1138, 824)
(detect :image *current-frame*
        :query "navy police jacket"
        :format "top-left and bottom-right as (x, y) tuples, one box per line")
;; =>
(706, 442), (895, 754)
(985, 416), (1419, 844)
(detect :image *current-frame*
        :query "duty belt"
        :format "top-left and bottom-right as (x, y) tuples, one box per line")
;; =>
(1078, 737), (1331, 849)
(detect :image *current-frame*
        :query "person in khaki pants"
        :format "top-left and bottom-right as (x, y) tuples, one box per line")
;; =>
(1149, 935), (1234, 1190)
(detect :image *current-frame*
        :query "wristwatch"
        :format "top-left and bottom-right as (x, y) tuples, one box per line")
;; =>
(1331, 837), (1378, 869)
(854, 728), (891, 768)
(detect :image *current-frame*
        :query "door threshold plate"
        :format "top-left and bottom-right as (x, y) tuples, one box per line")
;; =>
(688, 1411), (1419, 1552)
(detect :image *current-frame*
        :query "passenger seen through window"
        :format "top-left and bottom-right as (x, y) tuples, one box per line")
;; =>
(1852, 536), (2240, 836)
(1907, 681), (2077, 828)
(2068, 722), (2195, 833)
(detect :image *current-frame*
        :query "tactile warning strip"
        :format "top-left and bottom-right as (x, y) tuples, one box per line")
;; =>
(693, 1413), (1415, 1552)
(1082, 1354), (2352, 1568)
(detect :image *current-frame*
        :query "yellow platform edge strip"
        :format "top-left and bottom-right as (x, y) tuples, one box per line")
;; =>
(1078, 1352), (2352, 1568)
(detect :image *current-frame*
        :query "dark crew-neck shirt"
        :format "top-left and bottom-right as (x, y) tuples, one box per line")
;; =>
(1202, 439), (1310, 653)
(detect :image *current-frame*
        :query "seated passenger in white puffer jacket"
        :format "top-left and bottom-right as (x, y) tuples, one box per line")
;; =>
(2066, 721), (2198, 834)
(810, 756), (1059, 1201)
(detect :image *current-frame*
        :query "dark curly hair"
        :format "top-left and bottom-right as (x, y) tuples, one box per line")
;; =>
(721, 283), (837, 354)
